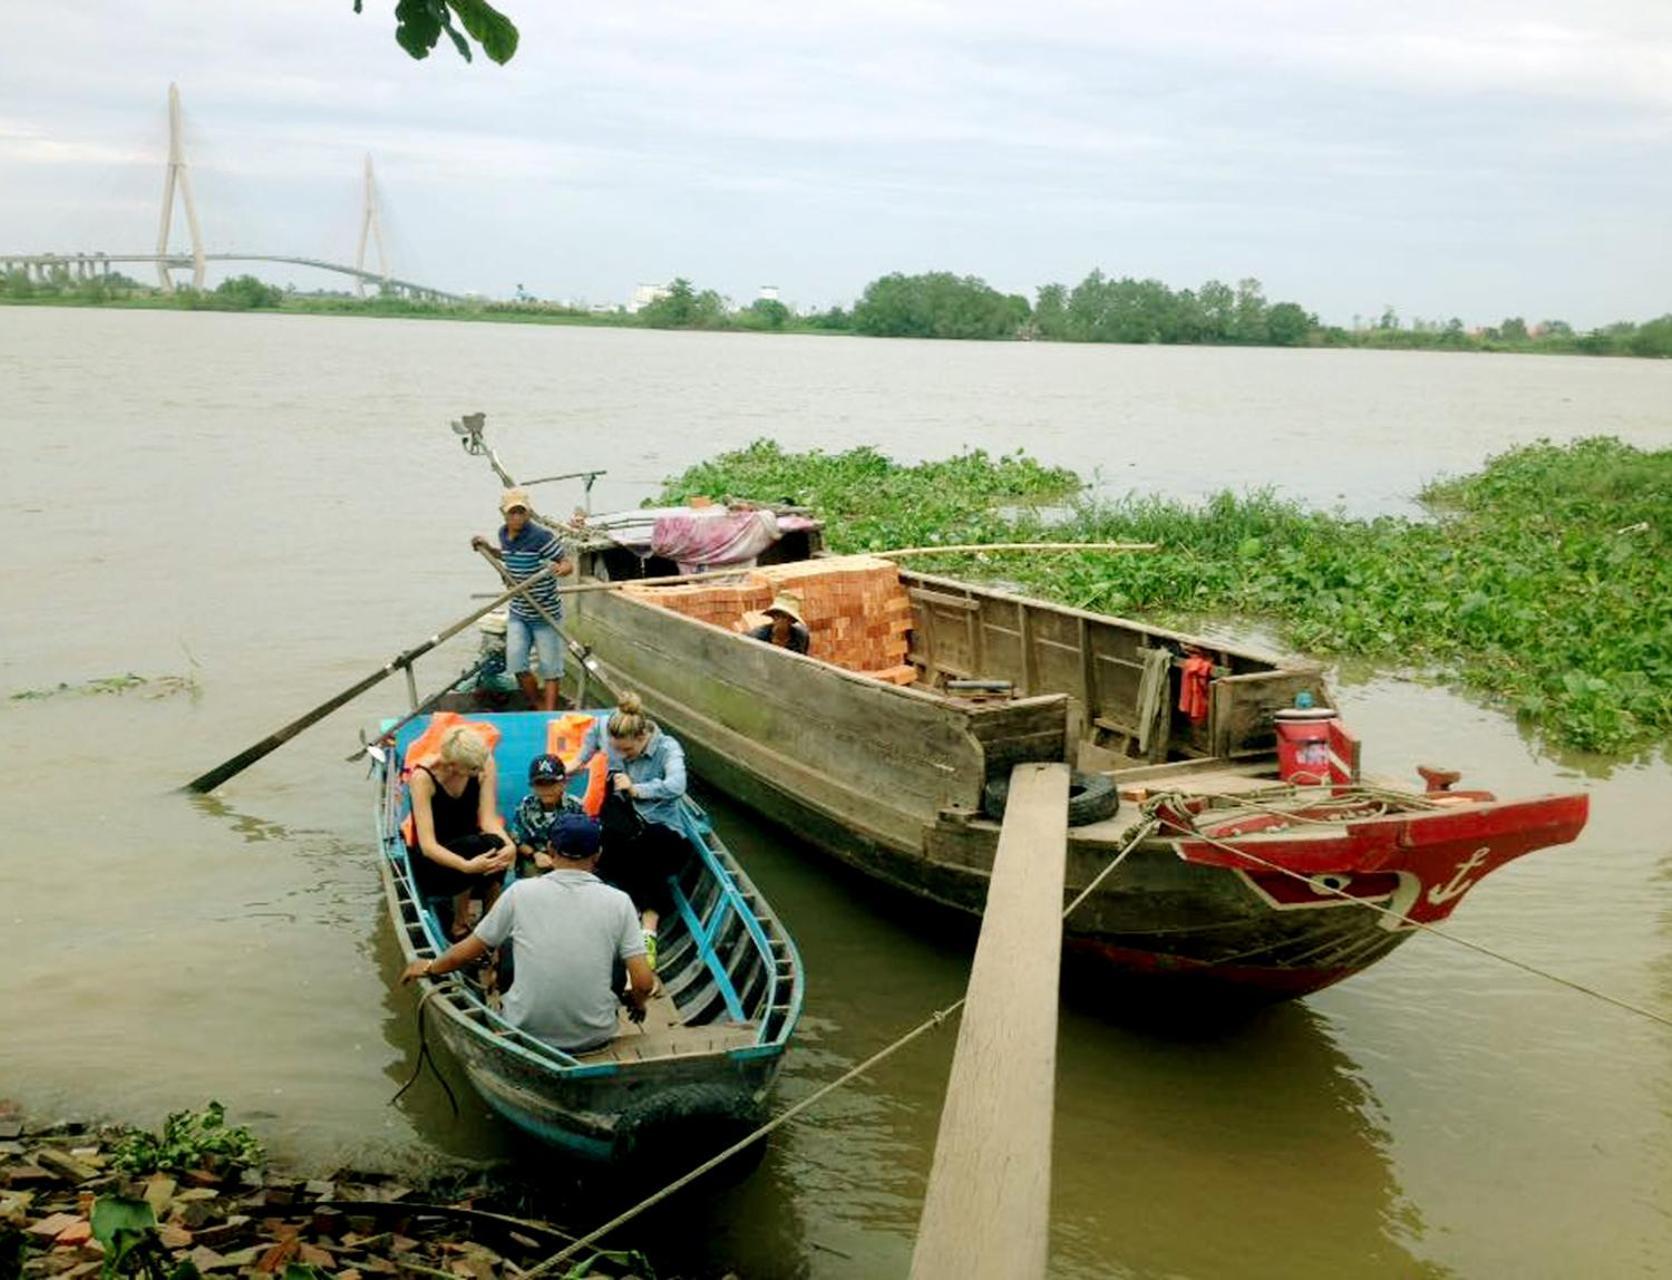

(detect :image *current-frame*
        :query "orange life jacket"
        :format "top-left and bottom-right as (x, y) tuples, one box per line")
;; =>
(398, 713), (504, 846)
(547, 713), (608, 817)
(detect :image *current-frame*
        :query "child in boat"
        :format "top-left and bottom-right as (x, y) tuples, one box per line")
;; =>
(510, 753), (585, 878)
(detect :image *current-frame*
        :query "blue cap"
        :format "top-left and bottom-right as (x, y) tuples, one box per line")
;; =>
(550, 813), (602, 859)
(528, 753), (567, 783)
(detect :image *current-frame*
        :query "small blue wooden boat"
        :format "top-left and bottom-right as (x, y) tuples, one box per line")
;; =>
(375, 709), (803, 1161)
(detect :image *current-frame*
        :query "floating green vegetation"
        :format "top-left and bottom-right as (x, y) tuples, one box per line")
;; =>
(660, 437), (1671, 755)
(8, 672), (199, 702)
(110, 1102), (263, 1177)
(661, 439), (1080, 549)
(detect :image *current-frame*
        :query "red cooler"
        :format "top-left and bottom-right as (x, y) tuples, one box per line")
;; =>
(1274, 707), (1337, 783)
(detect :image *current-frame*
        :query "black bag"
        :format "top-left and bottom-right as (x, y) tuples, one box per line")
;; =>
(599, 779), (647, 846)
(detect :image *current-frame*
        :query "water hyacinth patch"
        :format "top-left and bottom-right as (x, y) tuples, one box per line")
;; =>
(659, 437), (1671, 755)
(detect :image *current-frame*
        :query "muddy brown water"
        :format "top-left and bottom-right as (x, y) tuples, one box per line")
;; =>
(1, 308), (1669, 1278)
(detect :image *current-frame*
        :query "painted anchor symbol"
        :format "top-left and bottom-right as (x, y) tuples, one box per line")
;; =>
(1426, 847), (1491, 906)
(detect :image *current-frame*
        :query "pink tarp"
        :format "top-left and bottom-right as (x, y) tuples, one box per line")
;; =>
(652, 509), (782, 573)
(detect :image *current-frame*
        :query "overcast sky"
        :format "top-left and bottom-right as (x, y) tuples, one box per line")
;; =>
(1, 1), (1667, 325)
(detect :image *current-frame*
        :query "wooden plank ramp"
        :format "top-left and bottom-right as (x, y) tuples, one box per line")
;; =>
(910, 762), (1069, 1280)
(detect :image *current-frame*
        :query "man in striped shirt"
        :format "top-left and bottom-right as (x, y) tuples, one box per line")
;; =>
(472, 487), (572, 711)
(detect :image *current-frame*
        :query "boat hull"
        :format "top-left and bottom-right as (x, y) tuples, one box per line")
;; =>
(376, 710), (803, 1158)
(563, 571), (1588, 1004)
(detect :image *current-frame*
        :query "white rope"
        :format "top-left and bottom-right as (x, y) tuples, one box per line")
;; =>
(526, 790), (1671, 1275)
(1062, 818), (1157, 919)
(1157, 804), (1672, 1031)
(524, 816), (1157, 1275)
(520, 999), (967, 1277)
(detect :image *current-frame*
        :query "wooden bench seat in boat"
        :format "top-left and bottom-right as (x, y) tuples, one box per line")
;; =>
(574, 989), (759, 1065)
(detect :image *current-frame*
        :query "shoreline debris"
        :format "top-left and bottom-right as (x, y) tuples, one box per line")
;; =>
(0, 1106), (672, 1280)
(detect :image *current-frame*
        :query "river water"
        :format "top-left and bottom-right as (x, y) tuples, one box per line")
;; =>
(1, 308), (1669, 1278)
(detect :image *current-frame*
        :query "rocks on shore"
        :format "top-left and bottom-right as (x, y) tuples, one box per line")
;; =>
(1, 1114), (668, 1280)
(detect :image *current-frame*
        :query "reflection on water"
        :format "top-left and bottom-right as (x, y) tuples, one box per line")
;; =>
(1049, 1002), (1449, 1279)
(705, 792), (1447, 1280)
(3, 311), (1669, 1277)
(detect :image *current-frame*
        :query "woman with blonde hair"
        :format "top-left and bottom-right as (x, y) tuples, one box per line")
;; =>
(575, 692), (689, 968)
(408, 725), (515, 938)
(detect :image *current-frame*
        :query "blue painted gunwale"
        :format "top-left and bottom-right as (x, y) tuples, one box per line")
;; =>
(374, 709), (804, 1157)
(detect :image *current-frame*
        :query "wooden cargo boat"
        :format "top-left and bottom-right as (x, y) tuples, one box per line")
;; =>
(376, 709), (803, 1158)
(545, 516), (1587, 1004)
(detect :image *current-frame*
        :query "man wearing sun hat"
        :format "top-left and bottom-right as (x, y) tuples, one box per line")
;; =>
(402, 813), (654, 1051)
(472, 487), (572, 711)
(747, 591), (811, 655)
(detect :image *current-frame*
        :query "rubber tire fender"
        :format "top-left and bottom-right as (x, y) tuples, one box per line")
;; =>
(982, 769), (1121, 827)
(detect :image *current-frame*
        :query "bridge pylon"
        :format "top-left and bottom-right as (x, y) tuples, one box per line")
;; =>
(155, 83), (206, 292)
(355, 154), (390, 298)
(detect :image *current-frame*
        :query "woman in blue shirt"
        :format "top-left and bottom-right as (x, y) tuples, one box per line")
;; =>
(576, 691), (689, 968)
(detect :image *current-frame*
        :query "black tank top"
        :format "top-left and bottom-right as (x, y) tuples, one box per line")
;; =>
(417, 765), (481, 845)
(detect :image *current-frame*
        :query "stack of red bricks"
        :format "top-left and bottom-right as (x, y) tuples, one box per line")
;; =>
(621, 573), (773, 626)
(626, 556), (919, 686)
(755, 556), (918, 685)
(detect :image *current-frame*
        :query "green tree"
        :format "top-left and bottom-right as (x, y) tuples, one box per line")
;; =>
(806, 305), (852, 331)
(1499, 316), (1529, 341)
(1265, 301), (1313, 346)
(1197, 280), (1234, 341)
(209, 274), (285, 310)
(852, 272), (1029, 340)
(746, 298), (790, 330)
(1034, 283), (1069, 339)
(1626, 315), (1672, 358)
(637, 278), (727, 329)
(1231, 278), (1268, 343)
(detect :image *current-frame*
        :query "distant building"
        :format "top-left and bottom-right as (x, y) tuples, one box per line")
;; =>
(757, 285), (780, 302)
(628, 282), (671, 313)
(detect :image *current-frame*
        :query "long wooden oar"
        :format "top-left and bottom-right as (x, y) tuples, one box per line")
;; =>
(465, 563), (786, 600)
(472, 546), (597, 707)
(343, 655), (492, 763)
(182, 561), (563, 794)
(873, 541), (1157, 557)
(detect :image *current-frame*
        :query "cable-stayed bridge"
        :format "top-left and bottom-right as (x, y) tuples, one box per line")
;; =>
(1, 84), (461, 302)
(0, 251), (460, 301)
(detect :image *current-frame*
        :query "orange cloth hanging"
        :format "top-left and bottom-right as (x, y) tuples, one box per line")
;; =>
(1178, 656), (1215, 725)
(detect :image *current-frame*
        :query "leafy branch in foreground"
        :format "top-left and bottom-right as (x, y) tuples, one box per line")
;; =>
(661, 437), (1671, 755)
(355, 0), (519, 65)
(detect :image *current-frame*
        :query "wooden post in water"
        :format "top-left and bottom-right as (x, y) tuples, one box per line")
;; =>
(909, 762), (1069, 1280)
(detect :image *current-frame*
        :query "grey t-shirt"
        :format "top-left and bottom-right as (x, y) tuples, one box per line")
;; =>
(473, 870), (646, 1052)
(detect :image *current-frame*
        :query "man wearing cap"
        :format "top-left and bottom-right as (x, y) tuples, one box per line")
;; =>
(747, 592), (811, 655)
(401, 814), (654, 1053)
(472, 488), (572, 711)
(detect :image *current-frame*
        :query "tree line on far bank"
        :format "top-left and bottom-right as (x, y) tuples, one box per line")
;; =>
(5, 263), (1668, 357)
(832, 270), (1672, 357)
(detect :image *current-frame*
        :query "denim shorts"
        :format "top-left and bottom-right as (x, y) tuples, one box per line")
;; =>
(506, 613), (565, 678)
